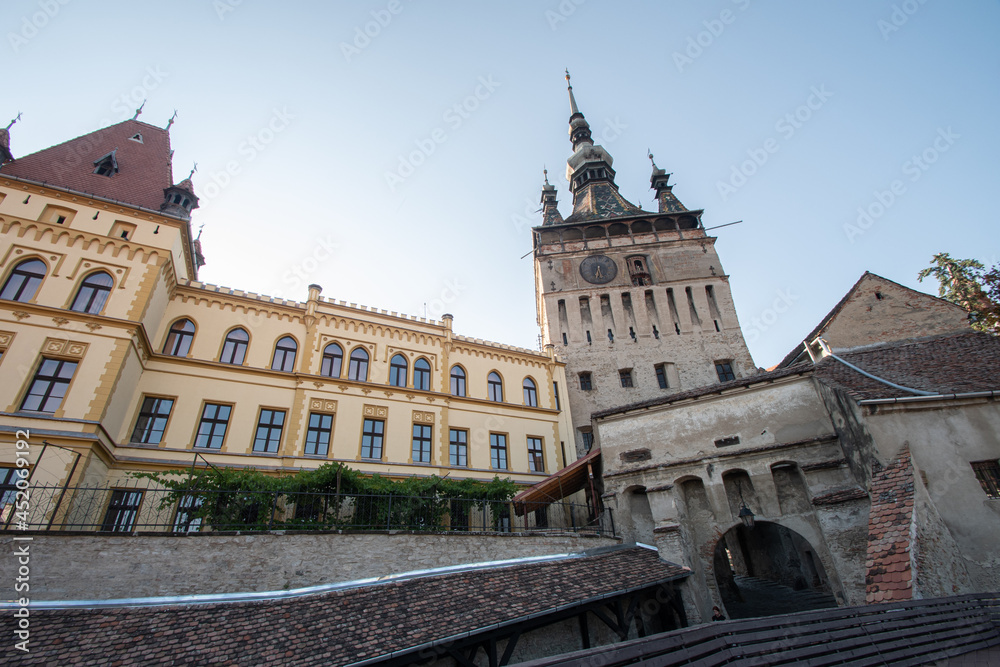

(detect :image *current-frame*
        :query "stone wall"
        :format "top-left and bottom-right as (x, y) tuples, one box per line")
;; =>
(0, 531), (618, 601)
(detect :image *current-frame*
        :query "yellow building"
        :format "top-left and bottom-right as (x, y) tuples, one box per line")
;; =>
(0, 117), (574, 515)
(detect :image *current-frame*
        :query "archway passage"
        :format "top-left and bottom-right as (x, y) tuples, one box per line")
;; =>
(713, 521), (838, 619)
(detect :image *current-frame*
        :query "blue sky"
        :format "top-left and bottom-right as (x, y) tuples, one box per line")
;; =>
(5, 0), (998, 367)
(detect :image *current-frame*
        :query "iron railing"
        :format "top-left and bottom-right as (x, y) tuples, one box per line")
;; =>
(0, 481), (615, 537)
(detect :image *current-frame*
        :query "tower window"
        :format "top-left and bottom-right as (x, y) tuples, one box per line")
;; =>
(626, 255), (651, 286)
(655, 364), (669, 389)
(579, 372), (593, 391)
(715, 361), (736, 382)
(619, 369), (634, 388)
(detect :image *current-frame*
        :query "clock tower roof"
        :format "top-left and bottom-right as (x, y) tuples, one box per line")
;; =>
(560, 72), (644, 224)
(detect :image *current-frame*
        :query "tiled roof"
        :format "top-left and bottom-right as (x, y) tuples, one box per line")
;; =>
(865, 445), (914, 604)
(0, 119), (175, 212)
(811, 487), (868, 506)
(565, 182), (644, 223)
(814, 331), (1000, 400)
(1, 547), (688, 666)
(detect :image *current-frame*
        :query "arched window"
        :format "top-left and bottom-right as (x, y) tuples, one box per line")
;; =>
(220, 328), (249, 365)
(348, 348), (369, 382)
(450, 366), (466, 397)
(271, 336), (297, 372)
(163, 319), (195, 356)
(389, 354), (408, 387)
(1, 258), (47, 302)
(523, 377), (538, 407)
(488, 372), (503, 402)
(321, 343), (343, 377)
(70, 271), (113, 314)
(414, 358), (431, 391)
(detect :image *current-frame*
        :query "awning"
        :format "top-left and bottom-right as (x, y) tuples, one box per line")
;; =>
(513, 448), (601, 515)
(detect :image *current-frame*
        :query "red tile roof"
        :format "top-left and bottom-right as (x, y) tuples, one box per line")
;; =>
(0, 547), (688, 666)
(0, 119), (175, 212)
(865, 445), (914, 604)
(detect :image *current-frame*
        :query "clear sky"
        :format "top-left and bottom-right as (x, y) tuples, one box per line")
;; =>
(5, 0), (998, 367)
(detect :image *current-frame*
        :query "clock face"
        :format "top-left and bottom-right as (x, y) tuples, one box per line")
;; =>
(579, 255), (618, 284)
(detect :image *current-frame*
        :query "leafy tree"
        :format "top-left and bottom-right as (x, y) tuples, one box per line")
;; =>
(918, 253), (1000, 335)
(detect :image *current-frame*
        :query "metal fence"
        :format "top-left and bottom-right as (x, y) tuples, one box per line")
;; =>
(1, 481), (615, 537)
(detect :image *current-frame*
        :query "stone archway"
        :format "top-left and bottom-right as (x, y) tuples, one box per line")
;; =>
(712, 521), (837, 619)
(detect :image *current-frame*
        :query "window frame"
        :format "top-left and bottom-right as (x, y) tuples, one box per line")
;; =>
(321, 342), (344, 378)
(21, 358), (78, 414)
(360, 418), (385, 459)
(163, 318), (195, 357)
(412, 423), (432, 463)
(490, 432), (508, 470)
(252, 408), (286, 453)
(0, 258), (47, 303)
(972, 460), (1000, 499)
(449, 428), (468, 467)
(413, 358), (431, 391)
(579, 372), (593, 391)
(130, 396), (175, 444)
(389, 354), (408, 387)
(69, 270), (114, 314)
(348, 348), (370, 382)
(270, 336), (298, 373)
(655, 363), (669, 389)
(450, 365), (467, 397)
(619, 369), (634, 388)
(487, 372), (504, 402)
(527, 436), (545, 473)
(522, 377), (538, 407)
(194, 402), (232, 450)
(101, 489), (143, 532)
(304, 412), (334, 457)
(219, 328), (250, 365)
(715, 361), (736, 382)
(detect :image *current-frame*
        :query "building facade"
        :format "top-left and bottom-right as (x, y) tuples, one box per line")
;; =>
(0, 117), (575, 518)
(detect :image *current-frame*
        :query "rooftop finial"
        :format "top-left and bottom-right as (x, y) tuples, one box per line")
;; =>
(648, 149), (658, 170)
(132, 100), (146, 121)
(543, 166), (550, 186)
(565, 69), (580, 115)
(5, 112), (21, 131)
(166, 109), (178, 131)
(188, 162), (198, 180)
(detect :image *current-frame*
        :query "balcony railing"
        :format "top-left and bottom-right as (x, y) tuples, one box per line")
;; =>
(0, 482), (615, 537)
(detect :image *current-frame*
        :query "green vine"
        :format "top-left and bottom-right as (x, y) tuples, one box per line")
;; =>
(130, 464), (520, 532)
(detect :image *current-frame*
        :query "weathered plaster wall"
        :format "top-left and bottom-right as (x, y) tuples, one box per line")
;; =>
(0, 532), (618, 601)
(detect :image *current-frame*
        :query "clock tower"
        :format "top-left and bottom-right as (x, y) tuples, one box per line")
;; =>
(533, 73), (756, 456)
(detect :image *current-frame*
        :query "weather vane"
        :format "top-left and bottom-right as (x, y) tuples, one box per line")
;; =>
(132, 100), (146, 120)
(166, 109), (178, 131)
(6, 112), (22, 131)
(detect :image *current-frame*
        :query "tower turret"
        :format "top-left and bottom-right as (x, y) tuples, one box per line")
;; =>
(161, 165), (200, 220)
(648, 152), (687, 213)
(540, 168), (563, 226)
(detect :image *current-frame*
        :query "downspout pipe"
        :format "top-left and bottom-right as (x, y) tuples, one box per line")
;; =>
(816, 339), (938, 397)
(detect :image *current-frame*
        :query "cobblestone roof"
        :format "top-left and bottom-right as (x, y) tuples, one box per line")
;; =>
(1, 547), (688, 666)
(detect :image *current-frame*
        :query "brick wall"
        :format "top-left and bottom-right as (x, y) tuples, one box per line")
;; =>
(0, 531), (619, 601)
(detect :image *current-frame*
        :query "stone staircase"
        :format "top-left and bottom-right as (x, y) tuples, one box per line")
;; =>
(724, 574), (839, 619)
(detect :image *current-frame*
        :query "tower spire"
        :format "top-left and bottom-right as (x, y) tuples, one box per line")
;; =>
(565, 70), (593, 151)
(540, 166), (563, 226)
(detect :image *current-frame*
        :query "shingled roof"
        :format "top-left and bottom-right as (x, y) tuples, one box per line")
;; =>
(2, 546), (688, 666)
(0, 119), (175, 212)
(813, 331), (1000, 400)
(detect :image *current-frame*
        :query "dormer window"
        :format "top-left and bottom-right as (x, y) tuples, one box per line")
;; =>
(128, 133), (143, 143)
(93, 151), (119, 177)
